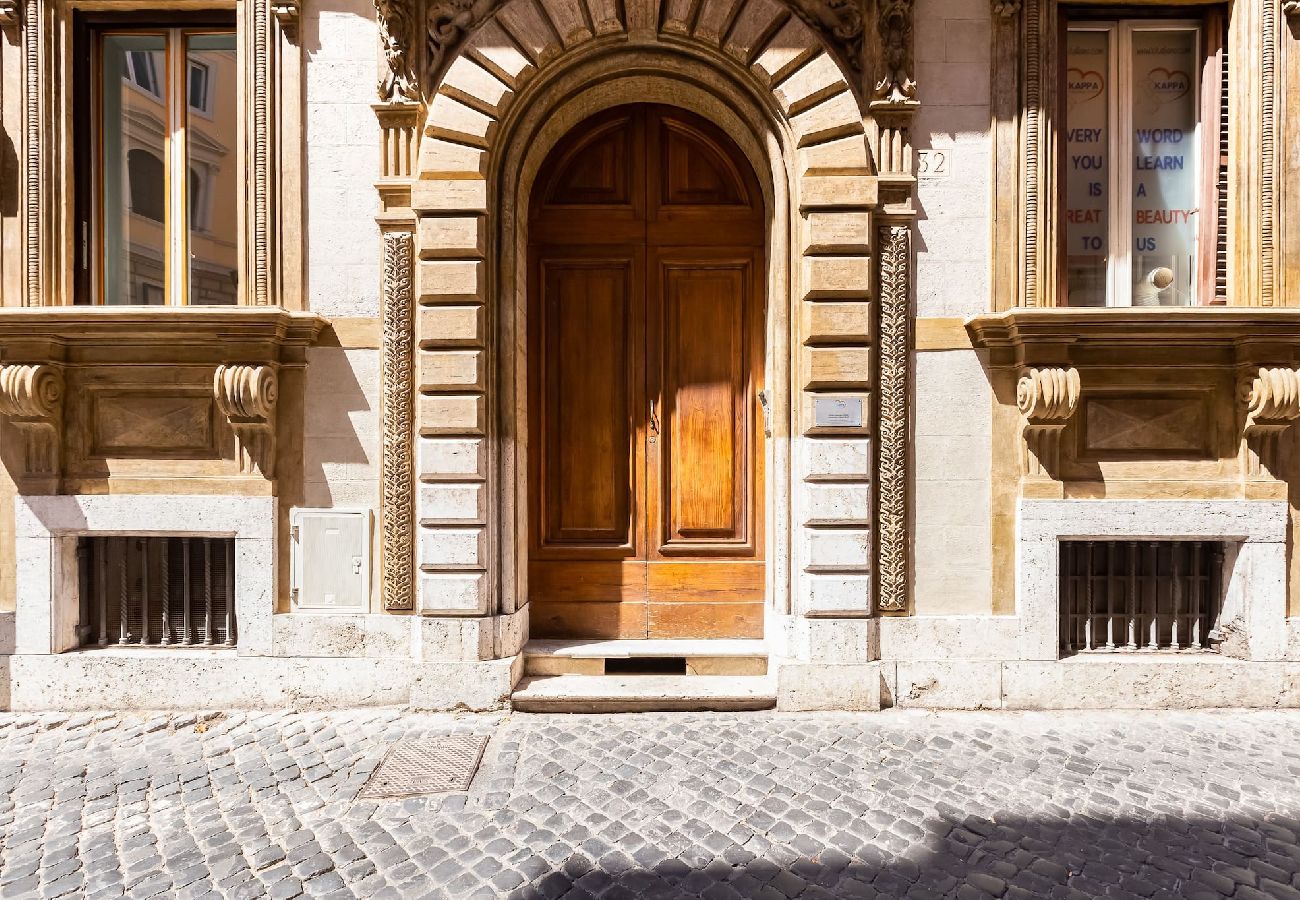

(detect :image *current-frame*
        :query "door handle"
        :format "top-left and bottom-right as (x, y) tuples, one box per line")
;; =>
(649, 399), (660, 436)
(758, 389), (772, 437)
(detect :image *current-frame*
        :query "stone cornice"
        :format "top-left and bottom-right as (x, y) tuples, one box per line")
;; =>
(0, 308), (325, 363)
(967, 308), (1300, 361)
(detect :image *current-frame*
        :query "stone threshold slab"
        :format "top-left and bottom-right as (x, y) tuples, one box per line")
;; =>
(511, 674), (777, 712)
(522, 639), (768, 658)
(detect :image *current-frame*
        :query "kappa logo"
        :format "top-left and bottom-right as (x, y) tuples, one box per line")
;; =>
(1148, 67), (1190, 102)
(1066, 67), (1105, 106)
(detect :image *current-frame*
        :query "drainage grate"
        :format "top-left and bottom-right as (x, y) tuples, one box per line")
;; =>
(358, 735), (489, 799)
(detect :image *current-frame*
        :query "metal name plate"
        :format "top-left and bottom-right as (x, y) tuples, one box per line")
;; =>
(814, 397), (863, 428)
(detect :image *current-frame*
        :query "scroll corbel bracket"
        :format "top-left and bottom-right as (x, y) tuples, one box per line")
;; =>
(871, 0), (916, 105)
(214, 364), (279, 478)
(0, 0), (19, 27)
(0, 364), (64, 482)
(1242, 367), (1300, 478)
(1017, 367), (1080, 479)
(1284, 1), (1300, 26)
(991, 0), (1021, 18)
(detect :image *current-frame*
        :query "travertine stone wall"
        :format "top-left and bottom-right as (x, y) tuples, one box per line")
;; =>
(910, 0), (994, 616)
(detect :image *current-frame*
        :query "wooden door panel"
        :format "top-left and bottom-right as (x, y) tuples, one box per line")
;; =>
(535, 256), (642, 552)
(651, 252), (757, 555)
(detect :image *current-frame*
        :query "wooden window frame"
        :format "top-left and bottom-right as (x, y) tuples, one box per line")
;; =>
(74, 13), (236, 307)
(1059, 8), (1226, 308)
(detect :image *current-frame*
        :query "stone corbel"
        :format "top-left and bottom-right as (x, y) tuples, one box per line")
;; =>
(1284, 1), (1299, 26)
(1241, 367), (1300, 477)
(271, 0), (301, 38)
(991, 0), (1021, 17)
(872, 0), (916, 104)
(1017, 367), (1080, 479)
(0, 0), (18, 26)
(0, 364), (64, 480)
(214, 364), (279, 477)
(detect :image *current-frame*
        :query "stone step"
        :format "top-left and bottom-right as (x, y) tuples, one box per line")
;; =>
(521, 639), (768, 676)
(511, 674), (777, 712)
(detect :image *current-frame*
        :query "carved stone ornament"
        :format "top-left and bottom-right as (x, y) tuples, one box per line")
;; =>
(375, 0), (421, 102)
(214, 364), (279, 477)
(427, 0), (503, 91)
(991, 0), (1021, 17)
(785, 0), (864, 74)
(876, 224), (910, 613)
(1242, 367), (1300, 476)
(381, 231), (416, 611)
(1017, 366), (1080, 477)
(1285, 1), (1300, 25)
(873, 0), (916, 104)
(0, 0), (18, 26)
(0, 364), (63, 477)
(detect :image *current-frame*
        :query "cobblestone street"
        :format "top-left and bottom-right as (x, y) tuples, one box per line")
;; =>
(2, 710), (1300, 899)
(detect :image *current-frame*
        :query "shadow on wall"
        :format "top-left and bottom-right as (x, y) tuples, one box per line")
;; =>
(300, 343), (373, 508)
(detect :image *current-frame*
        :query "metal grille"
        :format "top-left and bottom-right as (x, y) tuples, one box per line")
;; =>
(1060, 541), (1223, 654)
(78, 537), (236, 647)
(358, 735), (490, 799)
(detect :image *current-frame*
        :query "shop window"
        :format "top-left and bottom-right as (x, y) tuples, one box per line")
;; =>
(1062, 14), (1227, 307)
(87, 25), (238, 306)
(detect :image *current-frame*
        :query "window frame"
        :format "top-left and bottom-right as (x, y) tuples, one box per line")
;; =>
(1056, 5), (1228, 309)
(74, 12), (237, 308)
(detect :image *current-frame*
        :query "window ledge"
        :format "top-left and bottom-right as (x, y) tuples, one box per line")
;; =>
(967, 307), (1300, 363)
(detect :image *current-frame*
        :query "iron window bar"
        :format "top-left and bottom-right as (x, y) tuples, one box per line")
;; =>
(79, 536), (236, 648)
(1060, 540), (1223, 654)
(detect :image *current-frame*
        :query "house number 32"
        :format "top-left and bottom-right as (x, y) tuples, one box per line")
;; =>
(917, 149), (950, 179)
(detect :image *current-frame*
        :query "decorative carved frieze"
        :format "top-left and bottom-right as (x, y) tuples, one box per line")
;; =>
(382, 231), (417, 611)
(214, 364), (279, 477)
(376, 0), (421, 102)
(872, 0), (915, 104)
(1242, 367), (1300, 476)
(1017, 366), (1080, 477)
(876, 225), (909, 614)
(0, 364), (63, 477)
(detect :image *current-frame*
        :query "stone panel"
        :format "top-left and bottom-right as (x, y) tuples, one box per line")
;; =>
(418, 305), (485, 347)
(419, 437), (487, 480)
(419, 482), (488, 524)
(419, 350), (486, 391)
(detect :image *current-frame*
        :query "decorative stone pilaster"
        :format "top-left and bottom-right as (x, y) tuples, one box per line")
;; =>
(381, 231), (417, 611)
(875, 225), (910, 614)
(214, 364), (279, 477)
(1242, 367), (1300, 477)
(1017, 366), (1080, 478)
(0, 364), (63, 480)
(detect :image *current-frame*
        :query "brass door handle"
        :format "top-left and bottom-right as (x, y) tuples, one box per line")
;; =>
(649, 399), (660, 436)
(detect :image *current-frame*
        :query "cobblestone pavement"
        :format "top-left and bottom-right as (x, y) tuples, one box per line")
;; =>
(2, 710), (1300, 899)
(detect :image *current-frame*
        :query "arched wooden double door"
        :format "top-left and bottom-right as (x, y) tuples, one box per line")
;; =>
(528, 104), (766, 640)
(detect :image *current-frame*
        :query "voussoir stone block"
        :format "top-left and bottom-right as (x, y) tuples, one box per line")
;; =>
(802, 300), (872, 343)
(419, 350), (485, 392)
(419, 483), (487, 524)
(465, 20), (536, 87)
(803, 347), (871, 389)
(440, 56), (512, 115)
(419, 437), (487, 480)
(419, 526), (487, 569)
(418, 217), (486, 259)
(800, 173), (876, 209)
(723, 0), (783, 61)
(418, 394), (486, 436)
(419, 305), (485, 347)
(418, 260), (485, 303)
(750, 17), (818, 85)
(773, 53), (847, 116)
(427, 94), (496, 147)
(803, 256), (871, 299)
(791, 91), (862, 147)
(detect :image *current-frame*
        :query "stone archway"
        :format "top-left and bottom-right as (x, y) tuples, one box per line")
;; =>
(373, 0), (916, 707)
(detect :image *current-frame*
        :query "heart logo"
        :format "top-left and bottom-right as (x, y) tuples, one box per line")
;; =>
(1147, 67), (1190, 102)
(1066, 68), (1105, 106)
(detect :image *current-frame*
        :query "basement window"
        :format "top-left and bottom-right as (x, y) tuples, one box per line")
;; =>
(77, 536), (236, 647)
(1059, 540), (1223, 654)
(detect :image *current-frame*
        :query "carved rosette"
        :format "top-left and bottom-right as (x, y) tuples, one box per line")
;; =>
(1242, 367), (1300, 476)
(876, 225), (910, 614)
(214, 364), (279, 477)
(381, 231), (416, 611)
(0, 364), (64, 478)
(1017, 366), (1080, 477)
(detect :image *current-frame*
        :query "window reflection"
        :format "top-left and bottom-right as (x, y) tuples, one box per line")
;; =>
(186, 33), (238, 306)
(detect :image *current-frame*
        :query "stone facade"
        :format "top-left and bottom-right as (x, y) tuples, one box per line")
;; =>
(1, 0), (1300, 711)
